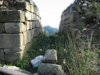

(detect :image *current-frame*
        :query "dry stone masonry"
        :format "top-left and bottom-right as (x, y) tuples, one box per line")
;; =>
(0, 0), (43, 62)
(59, 0), (100, 42)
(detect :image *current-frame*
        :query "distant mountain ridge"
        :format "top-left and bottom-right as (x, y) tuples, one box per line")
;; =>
(43, 25), (58, 35)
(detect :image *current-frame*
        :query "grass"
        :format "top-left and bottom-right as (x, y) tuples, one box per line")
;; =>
(0, 33), (99, 75)
(55, 32), (99, 75)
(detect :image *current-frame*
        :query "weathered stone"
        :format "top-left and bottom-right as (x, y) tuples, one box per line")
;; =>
(4, 45), (25, 53)
(17, 1), (30, 11)
(31, 29), (34, 38)
(31, 55), (43, 67)
(29, 22), (33, 29)
(34, 28), (43, 37)
(35, 14), (38, 20)
(38, 63), (65, 75)
(36, 16), (39, 21)
(3, 65), (20, 71)
(25, 11), (31, 21)
(0, 11), (25, 22)
(34, 28), (39, 37)
(5, 50), (24, 62)
(32, 21), (36, 28)
(35, 21), (41, 28)
(27, 30), (32, 42)
(30, 5), (34, 13)
(0, 33), (23, 48)
(0, 23), (4, 33)
(23, 31), (28, 44)
(27, 0), (34, 5)
(33, 73), (39, 75)
(5, 23), (26, 33)
(26, 21), (32, 30)
(3, 65), (33, 75)
(23, 30), (34, 44)
(0, 67), (33, 75)
(31, 13), (37, 20)
(34, 6), (39, 15)
(26, 21), (30, 30)
(0, 49), (4, 62)
(43, 49), (57, 63)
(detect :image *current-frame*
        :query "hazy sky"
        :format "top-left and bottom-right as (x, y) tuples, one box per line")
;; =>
(33, 0), (75, 28)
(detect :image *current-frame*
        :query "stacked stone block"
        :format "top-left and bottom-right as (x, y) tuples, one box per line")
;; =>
(59, 4), (76, 32)
(0, 0), (43, 62)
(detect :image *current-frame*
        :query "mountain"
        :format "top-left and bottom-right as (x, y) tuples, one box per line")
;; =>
(43, 25), (58, 35)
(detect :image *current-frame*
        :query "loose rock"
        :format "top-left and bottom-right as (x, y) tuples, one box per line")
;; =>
(31, 55), (43, 67)
(43, 49), (57, 63)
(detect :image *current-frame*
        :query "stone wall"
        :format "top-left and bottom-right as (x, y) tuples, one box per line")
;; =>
(0, 0), (43, 62)
(59, 4), (76, 32)
(59, 0), (100, 42)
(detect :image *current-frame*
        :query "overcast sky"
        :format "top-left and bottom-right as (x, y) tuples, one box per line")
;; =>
(33, 0), (75, 28)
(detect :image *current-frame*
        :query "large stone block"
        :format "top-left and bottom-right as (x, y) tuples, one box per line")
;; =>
(32, 21), (35, 28)
(5, 50), (24, 62)
(25, 11), (31, 21)
(0, 33), (23, 48)
(0, 10), (25, 22)
(28, 30), (32, 42)
(31, 29), (34, 38)
(0, 23), (4, 33)
(38, 17), (41, 23)
(35, 21), (41, 28)
(34, 14), (38, 20)
(17, 1), (30, 11)
(30, 5), (34, 13)
(28, 0), (34, 5)
(34, 28), (43, 37)
(43, 49), (57, 63)
(0, 49), (4, 62)
(4, 45), (25, 53)
(31, 13), (37, 20)
(38, 63), (65, 75)
(5, 23), (26, 33)
(23, 31), (28, 44)
(26, 21), (32, 30)
(34, 6), (39, 15)
(29, 22), (33, 29)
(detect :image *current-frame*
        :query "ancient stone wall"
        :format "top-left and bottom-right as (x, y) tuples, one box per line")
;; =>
(59, 4), (76, 32)
(59, 0), (100, 42)
(0, 0), (43, 62)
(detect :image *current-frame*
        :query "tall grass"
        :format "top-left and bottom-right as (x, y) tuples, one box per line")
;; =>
(55, 32), (99, 75)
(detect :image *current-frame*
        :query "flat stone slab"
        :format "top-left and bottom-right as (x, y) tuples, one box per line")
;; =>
(38, 63), (64, 75)
(43, 49), (57, 63)
(0, 10), (25, 22)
